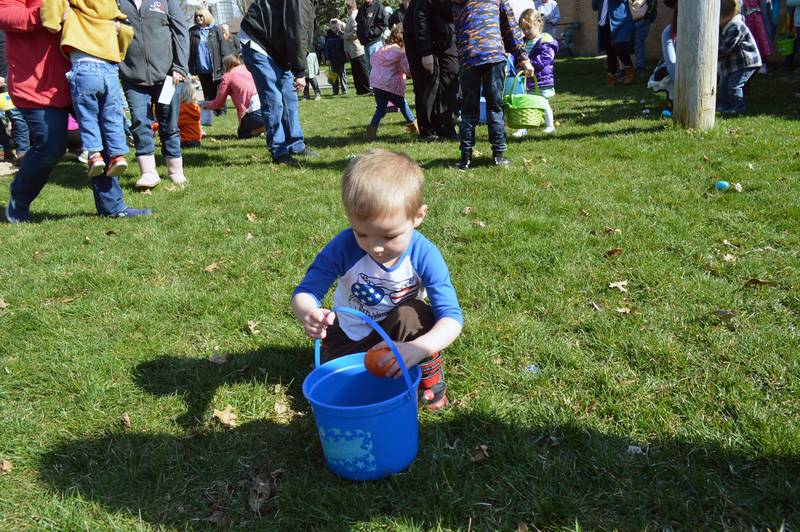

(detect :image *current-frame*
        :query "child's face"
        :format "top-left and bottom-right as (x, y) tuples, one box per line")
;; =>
(521, 23), (539, 39)
(349, 206), (427, 266)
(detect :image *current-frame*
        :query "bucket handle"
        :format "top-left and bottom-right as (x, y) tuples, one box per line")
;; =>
(313, 306), (417, 399)
(508, 69), (539, 97)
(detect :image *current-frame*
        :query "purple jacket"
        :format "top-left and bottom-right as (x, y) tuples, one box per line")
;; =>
(524, 32), (557, 89)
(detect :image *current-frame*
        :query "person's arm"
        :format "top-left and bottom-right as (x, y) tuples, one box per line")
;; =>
(414, 0), (433, 58)
(167, 0), (189, 78)
(499, 0), (531, 70)
(531, 39), (556, 73)
(202, 72), (231, 108)
(286, 0), (311, 78)
(550, 3), (560, 24)
(718, 24), (744, 59)
(372, 317), (462, 378)
(0, 0), (42, 32)
(399, 48), (411, 76)
(369, 3), (388, 41)
(40, 0), (66, 32)
(343, 14), (358, 41)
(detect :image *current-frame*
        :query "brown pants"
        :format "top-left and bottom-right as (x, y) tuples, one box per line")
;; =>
(321, 300), (436, 363)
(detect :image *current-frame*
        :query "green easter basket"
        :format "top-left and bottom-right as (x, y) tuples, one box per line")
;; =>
(503, 71), (548, 129)
(776, 35), (795, 56)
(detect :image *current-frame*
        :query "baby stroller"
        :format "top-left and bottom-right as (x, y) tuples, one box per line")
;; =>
(647, 60), (674, 104)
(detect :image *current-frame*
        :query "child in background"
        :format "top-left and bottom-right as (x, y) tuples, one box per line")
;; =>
(292, 150), (463, 410)
(718, 0), (762, 114)
(178, 82), (203, 148)
(452, 0), (534, 169)
(513, 9), (557, 137)
(535, 0), (560, 38)
(325, 19), (348, 96)
(304, 51), (323, 100)
(41, 0), (133, 177)
(365, 24), (418, 139)
(741, 0), (773, 73)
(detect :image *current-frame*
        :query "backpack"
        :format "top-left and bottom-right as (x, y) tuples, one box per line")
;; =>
(629, 0), (648, 21)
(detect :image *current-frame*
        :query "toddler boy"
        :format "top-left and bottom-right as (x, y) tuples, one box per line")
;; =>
(292, 149), (463, 410)
(717, 0), (762, 114)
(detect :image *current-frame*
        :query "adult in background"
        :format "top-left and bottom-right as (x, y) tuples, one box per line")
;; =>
(357, 0), (388, 73)
(592, 0), (635, 85)
(189, 8), (233, 124)
(240, 0), (320, 165)
(201, 55), (265, 139)
(221, 23), (241, 55)
(344, 0), (372, 94)
(0, 0), (149, 222)
(388, 0), (407, 28)
(404, 0), (458, 141)
(119, 0), (190, 189)
(325, 19), (348, 95)
(535, 0), (560, 38)
(632, 0), (657, 72)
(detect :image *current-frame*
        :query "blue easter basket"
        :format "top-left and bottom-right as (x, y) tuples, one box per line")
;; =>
(302, 307), (421, 481)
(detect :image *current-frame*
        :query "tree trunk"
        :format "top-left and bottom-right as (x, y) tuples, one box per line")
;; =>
(674, 0), (719, 130)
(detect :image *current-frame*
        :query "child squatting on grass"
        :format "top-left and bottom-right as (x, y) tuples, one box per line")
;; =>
(291, 150), (463, 411)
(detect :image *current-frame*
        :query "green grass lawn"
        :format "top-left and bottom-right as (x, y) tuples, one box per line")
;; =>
(1, 57), (799, 530)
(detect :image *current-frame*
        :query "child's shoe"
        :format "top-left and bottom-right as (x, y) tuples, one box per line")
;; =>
(607, 72), (617, 86)
(4, 198), (30, 224)
(456, 150), (471, 170)
(166, 156), (188, 186)
(543, 126), (555, 134)
(135, 154), (161, 189)
(418, 352), (448, 411)
(493, 152), (510, 167)
(87, 152), (106, 178)
(364, 126), (378, 140)
(406, 120), (420, 135)
(105, 207), (152, 218)
(623, 66), (637, 85)
(512, 129), (528, 138)
(106, 155), (128, 177)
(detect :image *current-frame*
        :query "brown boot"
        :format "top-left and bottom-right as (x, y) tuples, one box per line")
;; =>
(623, 66), (636, 85)
(607, 72), (617, 86)
(364, 126), (378, 140)
(405, 120), (420, 135)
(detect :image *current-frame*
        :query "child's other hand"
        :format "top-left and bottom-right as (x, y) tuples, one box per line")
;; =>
(368, 341), (428, 379)
(522, 60), (535, 76)
(115, 20), (120, 34)
(303, 308), (336, 339)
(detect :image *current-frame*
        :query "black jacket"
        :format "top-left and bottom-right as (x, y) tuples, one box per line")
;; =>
(240, 0), (315, 77)
(324, 29), (347, 65)
(356, 0), (388, 47)
(403, 0), (454, 57)
(388, 5), (405, 28)
(189, 25), (233, 81)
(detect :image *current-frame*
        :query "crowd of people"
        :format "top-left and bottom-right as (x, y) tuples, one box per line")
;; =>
(1, 0), (799, 223)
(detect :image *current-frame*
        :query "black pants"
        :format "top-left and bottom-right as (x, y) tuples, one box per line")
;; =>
(349, 54), (371, 94)
(601, 23), (632, 74)
(237, 111), (265, 139)
(197, 73), (220, 101)
(408, 49), (459, 137)
(331, 62), (348, 94)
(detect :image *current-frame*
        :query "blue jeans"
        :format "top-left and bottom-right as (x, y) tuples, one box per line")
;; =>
(67, 60), (129, 156)
(123, 80), (183, 159)
(718, 68), (756, 113)
(634, 19), (652, 71)
(364, 40), (382, 75)
(8, 108), (29, 154)
(9, 107), (126, 216)
(459, 61), (506, 155)
(370, 88), (415, 128)
(242, 42), (305, 160)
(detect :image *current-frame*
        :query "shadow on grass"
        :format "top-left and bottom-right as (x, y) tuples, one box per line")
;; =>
(40, 357), (800, 530)
(133, 345), (309, 429)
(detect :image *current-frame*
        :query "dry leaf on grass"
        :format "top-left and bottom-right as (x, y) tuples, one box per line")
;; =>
(208, 510), (230, 527)
(470, 444), (489, 463)
(608, 281), (629, 293)
(247, 320), (261, 336)
(208, 353), (227, 365)
(616, 307), (632, 315)
(119, 412), (131, 430)
(603, 226), (622, 235)
(522, 158), (533, 170)
(248, 473), (272, 515)
(713, 309), (737, 321)
(590, 301), (602, 311)
(605, 247), (623, 258)
(579, 208), (590, 217)
(1, 459), (11, 475)
(274, 400), (288, 415)
(0, 299), (10, 310)
(745, 278), (776, 288)
(245, 232), (254, 241)
(722, 254), (736, 263)
(473, 220), (486, 228)
(247, 212), (258, 222)
(462, 206), (474, 215)
(492, 357), (503, 365)
(516, 523), (530, 532)
(204, 260), (222, 273)
(626, 445), (645, 455)
(105, 229), (118, 236)
(733, 183), (743, 192)
(213, 405), (238, 428)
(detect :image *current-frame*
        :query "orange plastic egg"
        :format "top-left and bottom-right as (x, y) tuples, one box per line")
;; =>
(364, 347), (394, 378)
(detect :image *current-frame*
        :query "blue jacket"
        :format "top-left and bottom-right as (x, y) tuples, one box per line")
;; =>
(591, 0), (633, 51)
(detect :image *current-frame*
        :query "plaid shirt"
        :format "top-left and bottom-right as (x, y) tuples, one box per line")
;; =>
(718, 15), (762, 77)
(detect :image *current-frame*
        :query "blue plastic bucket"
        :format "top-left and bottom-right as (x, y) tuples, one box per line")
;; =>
(302, 307), (421, 481)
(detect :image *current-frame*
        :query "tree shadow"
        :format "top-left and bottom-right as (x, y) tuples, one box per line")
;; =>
(133, 345), (309, 429)
(39, 403), (799, 528)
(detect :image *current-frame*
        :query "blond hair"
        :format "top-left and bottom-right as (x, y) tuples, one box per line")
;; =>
(194, 7), (214, 26)
(720, 0), (739, 25)
(181, 80), (196, 104)
(342, 150), (424, 220)
(519, 8), (542, 29)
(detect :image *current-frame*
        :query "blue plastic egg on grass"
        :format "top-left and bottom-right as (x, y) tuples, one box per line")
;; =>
(715, 180), (730, 191)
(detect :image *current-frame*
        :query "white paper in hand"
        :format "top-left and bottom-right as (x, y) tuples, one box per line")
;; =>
(157, 76), (176, 105)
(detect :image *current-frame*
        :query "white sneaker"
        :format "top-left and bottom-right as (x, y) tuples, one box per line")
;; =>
(512, 129), (528, 138)
(543, 126), (556, 134)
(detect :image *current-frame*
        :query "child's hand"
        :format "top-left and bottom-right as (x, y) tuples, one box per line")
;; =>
(115, 20), (120, 34)
(421, 55), (434, 74)
(302, 308), (336, 339)
(522, 60), (535, 76)
(368, 341), (428, 379)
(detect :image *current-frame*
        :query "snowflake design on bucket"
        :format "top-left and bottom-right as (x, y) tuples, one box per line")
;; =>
(319, 427), (377, 472)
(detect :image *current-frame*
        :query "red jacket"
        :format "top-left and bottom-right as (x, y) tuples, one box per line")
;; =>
(0, 0), (71, 108)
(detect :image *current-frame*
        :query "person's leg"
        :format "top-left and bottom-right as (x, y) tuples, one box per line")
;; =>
(7, 108), (29, 157)
(5, 108), (68, 222)
(408, 56), (437, 138)
(67, 62), (105, 170)
(237, 111), (265, 138)
(98, 64), (129, 158)
(337, 63), (348, 94)
(279, 67), (307, 156)
(0, 114), (13, 159)
(458, 65), (482, 163)
(153, 81), (186, 184)
(386, 92), (415, 123)
(434, 50), (459, 138)
(483, 61), (507, 160)
(603, 23), (618, 75)
(124, 83), (157, 157)
(369, 88), (390, 129)
(615, 42), (633, 68)
(726, 68), (756, 113)
(634, 19), (652, 71)
(661, 25), (677, 80)
(309, 76), (321, 98)
(351, 55), (371, 94)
